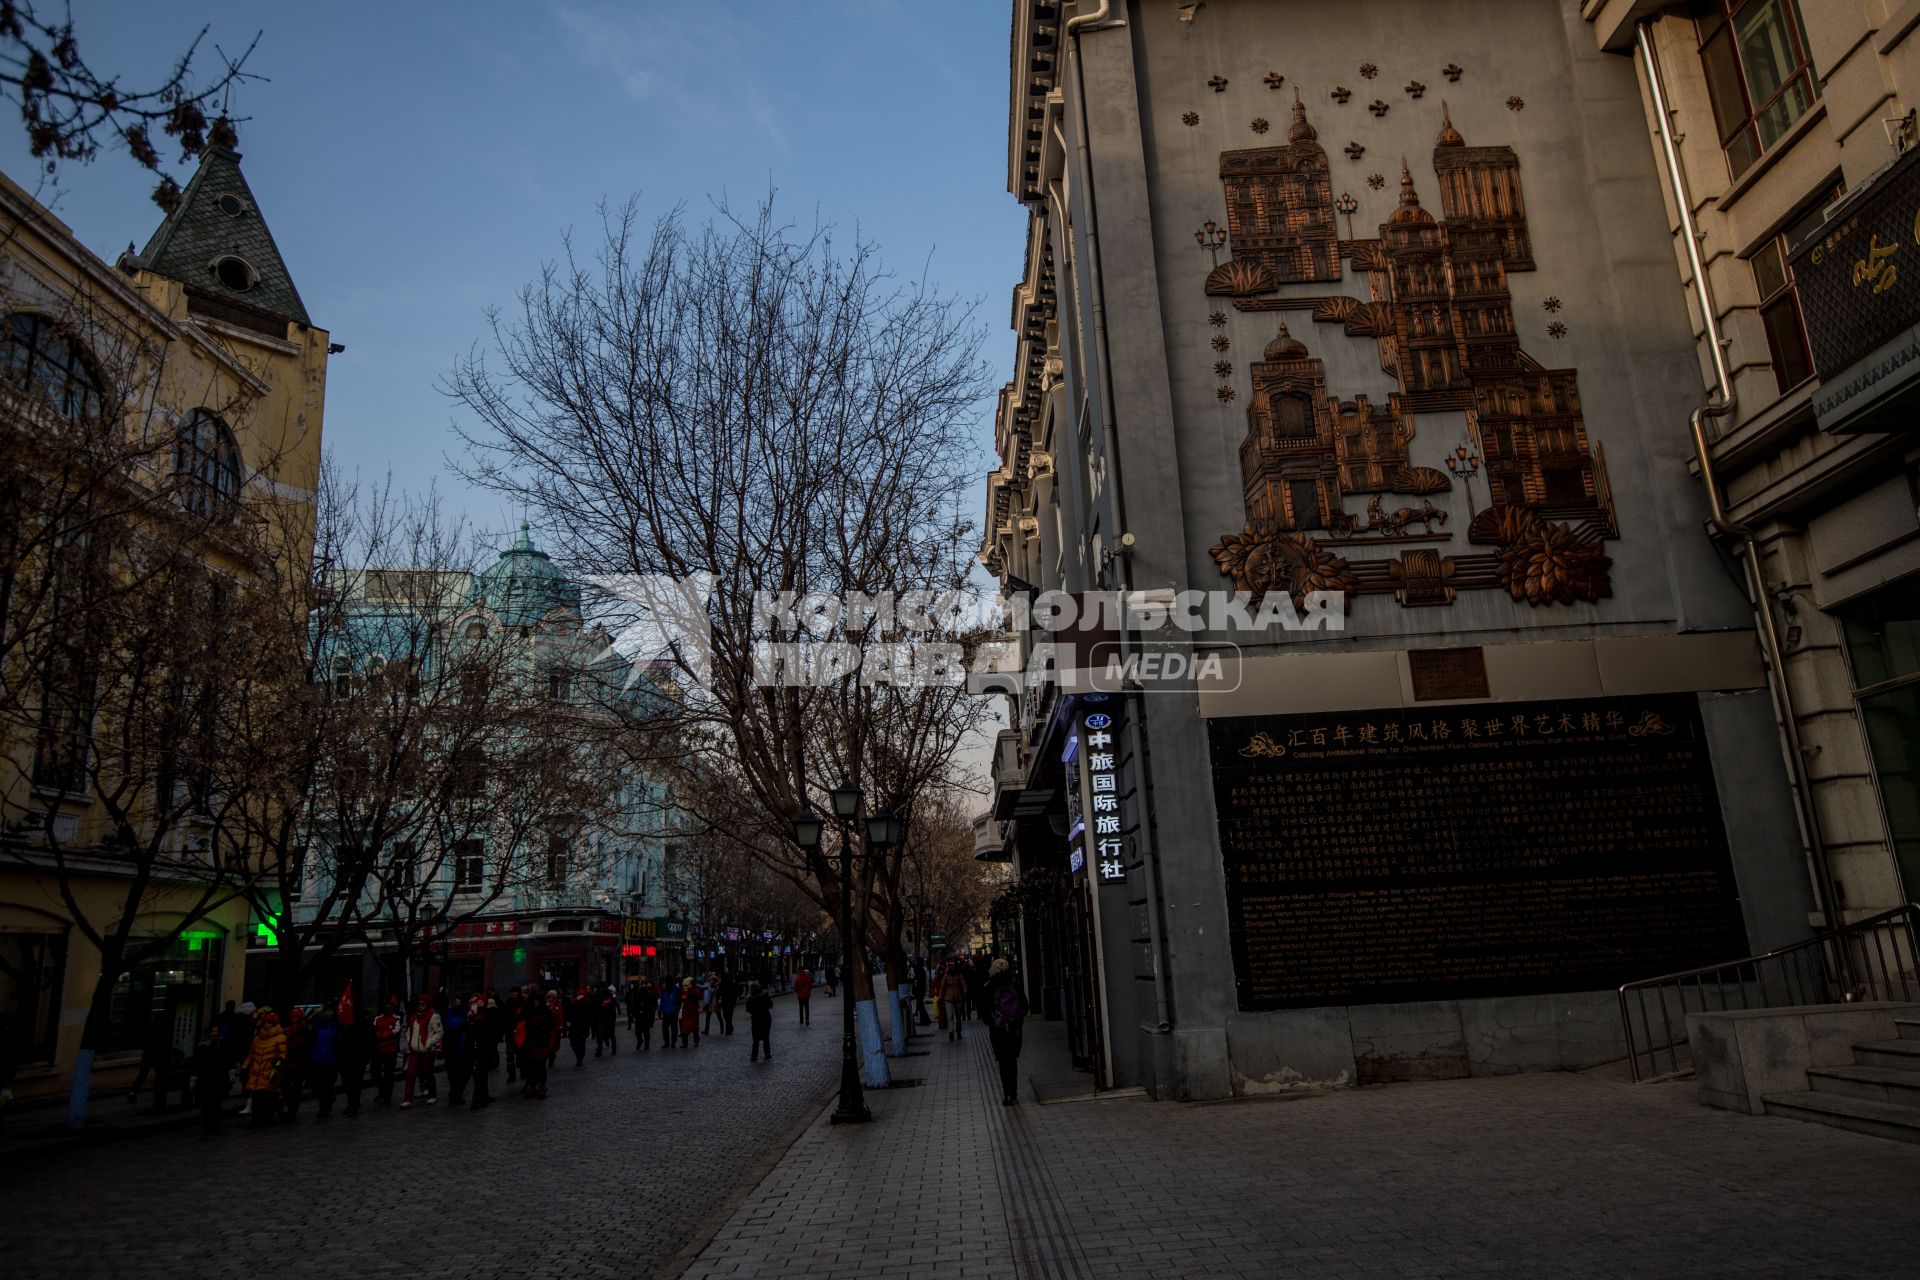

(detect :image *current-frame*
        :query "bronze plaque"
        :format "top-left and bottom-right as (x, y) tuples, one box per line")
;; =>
(1208, 693), (1746, 1011)
(1408, 646), (1489, 701)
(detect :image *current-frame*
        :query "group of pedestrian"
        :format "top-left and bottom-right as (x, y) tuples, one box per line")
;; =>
(617, 971), (780, 1060)
(147, 972), (760, 1133)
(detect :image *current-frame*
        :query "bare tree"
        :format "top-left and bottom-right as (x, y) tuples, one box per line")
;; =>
(446, 195), (994, 1079)
(0, 2), (260, 209)
(901, 792), (1004, 956)
(218, 469), (650, 1006)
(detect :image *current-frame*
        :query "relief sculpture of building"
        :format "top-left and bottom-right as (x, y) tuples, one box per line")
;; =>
(1209, 103), (1616, 610)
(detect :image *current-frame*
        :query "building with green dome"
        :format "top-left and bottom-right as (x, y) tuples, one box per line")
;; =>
(264, 526), (686, 1003)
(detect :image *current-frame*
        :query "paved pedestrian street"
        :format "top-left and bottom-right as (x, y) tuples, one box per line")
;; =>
(0, 995), (841, 1280)
(686, 1024), (1920, 1280)
(9, 1001), (1919, 1279)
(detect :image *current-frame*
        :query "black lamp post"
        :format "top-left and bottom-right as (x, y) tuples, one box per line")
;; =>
(809, 778), (873, 1124)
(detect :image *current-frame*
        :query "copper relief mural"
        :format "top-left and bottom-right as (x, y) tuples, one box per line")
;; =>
(1200, 91), (1616, 610)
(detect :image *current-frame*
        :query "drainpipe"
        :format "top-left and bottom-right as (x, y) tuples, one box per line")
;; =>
(1064, 1), (1176, 1057)
(1636, 21), (1843, 941)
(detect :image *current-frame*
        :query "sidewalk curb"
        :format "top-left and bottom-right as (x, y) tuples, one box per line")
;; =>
(0, 1103), (244, 1158)
(660, 1081), (839, 1280)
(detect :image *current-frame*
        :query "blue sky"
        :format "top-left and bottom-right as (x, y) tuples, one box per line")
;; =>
(3, 1), (1024, 542)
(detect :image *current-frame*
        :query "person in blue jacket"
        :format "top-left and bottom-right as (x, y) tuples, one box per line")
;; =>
(307, 1007), (342, 1118)
(442, 996), (472, 1104)
(657, 977), (681, 1049)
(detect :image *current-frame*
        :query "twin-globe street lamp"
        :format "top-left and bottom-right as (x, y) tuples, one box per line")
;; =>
(794, 779), (903, 1126)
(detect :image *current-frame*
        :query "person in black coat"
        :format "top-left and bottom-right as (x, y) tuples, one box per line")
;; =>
(468, 995), (499, 1108)
(566, 990), (593, 1067)
(336, 1009), (372, 1118)
(719, 972), (741, 1035)
(594, 986), (619, 1057)
(980, 959), (1029, 1106)
(745, 982), (774, 1061)
(189, 1027), (228, 1131)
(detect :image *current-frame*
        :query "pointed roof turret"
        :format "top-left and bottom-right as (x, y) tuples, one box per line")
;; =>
(135, 146), (311, 326)
(1435, 101), (1464, 148)
(1287, 88), (1318, 143)
(1389, 159), (1434, 224)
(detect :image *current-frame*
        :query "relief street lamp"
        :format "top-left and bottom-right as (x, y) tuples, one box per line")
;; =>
(1193, 219), (1228, 267)
(1335, 191), (1359, 241)
(1444, 438), (1483, 520)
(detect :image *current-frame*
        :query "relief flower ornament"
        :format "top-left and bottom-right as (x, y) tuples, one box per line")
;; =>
(1210, 525), (1358, 605)
(1479, 505), (1611, 605)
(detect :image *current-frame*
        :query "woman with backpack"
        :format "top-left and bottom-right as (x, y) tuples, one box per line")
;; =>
(981, 959), (1028, 1105)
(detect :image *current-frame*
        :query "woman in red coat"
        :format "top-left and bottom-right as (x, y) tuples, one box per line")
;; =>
(678, 978), (701, 1047)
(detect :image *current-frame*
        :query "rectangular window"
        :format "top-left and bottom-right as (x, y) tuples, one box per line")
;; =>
(1697, 1), (1818, 179)
(287, 845), (307, 901)
(545, 832), (569, 888)
(1287, 478), (1324, 530)
(1747, 183), (1841, 394)
(548, 670), (571, 702)
(453, 840), (485, 893)
(1841, 584), (1920, 901)
(387, 841), (416, 891)
(450, 748), (487, 800)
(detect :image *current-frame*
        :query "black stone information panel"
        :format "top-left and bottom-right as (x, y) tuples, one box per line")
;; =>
(1209, 693), (1747, 1011)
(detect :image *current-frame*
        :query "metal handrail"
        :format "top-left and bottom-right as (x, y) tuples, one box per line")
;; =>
(1617, 904), (1920, 1082)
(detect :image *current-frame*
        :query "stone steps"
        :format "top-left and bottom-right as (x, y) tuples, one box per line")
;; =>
(1760, 1091), (1920, 1144)
(1851, 1038), (1920, 1071)
(1806, 1062), (1920, 1106)
(1762, 1019), (1920, 1144)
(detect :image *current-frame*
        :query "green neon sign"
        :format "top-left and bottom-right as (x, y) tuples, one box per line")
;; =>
(254, 913), (280, 946)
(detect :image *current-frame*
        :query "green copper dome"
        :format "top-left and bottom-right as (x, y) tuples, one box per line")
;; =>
(468, 523), (581, 627)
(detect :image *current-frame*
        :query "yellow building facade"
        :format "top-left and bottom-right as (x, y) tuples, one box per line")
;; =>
(0, 148), (328, 1104)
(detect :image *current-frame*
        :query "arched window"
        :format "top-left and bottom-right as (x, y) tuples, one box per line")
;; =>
(1, 312), (103, 420)
(463, 620), (488, 641)
(331, 655), (353, 698)
(174, 411), (240, 519)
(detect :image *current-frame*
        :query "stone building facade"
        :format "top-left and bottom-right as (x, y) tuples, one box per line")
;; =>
(1586, 0), (1919, 930)
(0, 151), (330, 1100)
(978, 0), (1881, 1101)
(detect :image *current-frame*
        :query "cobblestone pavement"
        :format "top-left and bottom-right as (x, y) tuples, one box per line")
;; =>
(686, 1021), (1920, 1280)
(0, 993), (840, 1280)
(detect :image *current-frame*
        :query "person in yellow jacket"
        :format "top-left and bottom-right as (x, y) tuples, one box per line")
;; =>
(244, 1007), (287, 1127)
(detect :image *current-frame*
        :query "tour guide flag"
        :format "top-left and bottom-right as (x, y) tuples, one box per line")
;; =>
(337, 979), (356, 1026)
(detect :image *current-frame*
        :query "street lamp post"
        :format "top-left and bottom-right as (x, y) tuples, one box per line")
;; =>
(805, 778), (873, 1124)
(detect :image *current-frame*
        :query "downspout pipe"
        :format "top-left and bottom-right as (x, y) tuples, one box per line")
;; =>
(1064, 0), (1176, 1047)
(1636, 21), (1843, 942)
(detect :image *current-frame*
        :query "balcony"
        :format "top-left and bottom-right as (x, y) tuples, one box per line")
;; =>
(972, 810), (1010, 862)
(991, 728), (1030, 820)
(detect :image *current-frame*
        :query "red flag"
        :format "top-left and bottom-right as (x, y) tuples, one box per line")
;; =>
(337, 979), (356, 1027)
